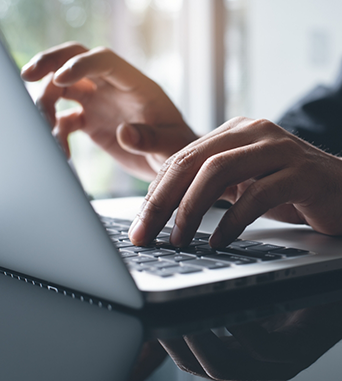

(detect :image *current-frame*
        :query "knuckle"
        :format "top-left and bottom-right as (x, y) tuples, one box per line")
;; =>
(230, 115), (250, 125)
(65, 41), (88, 52)
(254, 118), (276, 133)
(159, 157), (173, 176)
(202, 154), (226, 176)
(267, 135), (300, 159)
(251, 118), (283, 137)
(281, 136), (300, 152)
(147, 180), (156, 194)
(140, 197), (165, 222)
(170, 149), (198, 173)
(146, 198), (164, 215)
(94, 46), (113, 55)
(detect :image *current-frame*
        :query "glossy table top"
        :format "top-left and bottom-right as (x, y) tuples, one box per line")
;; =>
(3, 197), (342, 381)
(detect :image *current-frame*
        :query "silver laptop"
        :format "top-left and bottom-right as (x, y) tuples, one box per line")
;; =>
(1, 38), (342, 310)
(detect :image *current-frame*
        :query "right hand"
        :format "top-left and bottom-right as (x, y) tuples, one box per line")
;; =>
(21, 42), (198, 181)
(128, 117), (342, 248)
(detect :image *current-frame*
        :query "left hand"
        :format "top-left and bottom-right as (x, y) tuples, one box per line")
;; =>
(128, 117), (342, 247)
(21, 42), (197, 181)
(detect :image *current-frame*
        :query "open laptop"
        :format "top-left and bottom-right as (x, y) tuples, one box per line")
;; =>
(2, 38), (342, 310)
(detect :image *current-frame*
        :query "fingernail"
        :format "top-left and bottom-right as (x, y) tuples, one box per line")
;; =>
(170, 224), (183, 247)
(125, 124), (141, 146)
(128, 217), (146, 245)
(128, 216), (139, 235)
(21, 60), (37, 76)
(54, 66), (68, 79)
(209, 227), (223, 248)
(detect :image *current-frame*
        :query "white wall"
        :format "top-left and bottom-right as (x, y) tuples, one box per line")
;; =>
(246, 0), (342, 121)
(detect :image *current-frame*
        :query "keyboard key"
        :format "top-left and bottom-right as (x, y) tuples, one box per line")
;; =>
(188, 244), (215, 252)
(118, 228), (129, 233)
(219, 247), (283, 261)
(156, 232), (170, 239)
(120, 251), (138, 258)
(202, 253), (257, 265)
(246, 244), (285, 252)
(230, 240), (260, 248)
(145, 261), (180, 270)
(193, 232), (211, 240)
(112, 219), (132, 226)
(125, 263), (151, 272)
(273, 248), (310, 257)
(185, 259), (230, 269)
(108, 233), (129, 240)
(121, 245), (157, 253)
(176, 266), (203, 274)
(181, 247), (215, 256)
(156, 242), (179, 251)
(162, 253), (197, 262)
(125, 256), (159, 264)
(142, 248), (177, 257)
(187, 241), (208, 248)
(105, 228), (121, 235)
(245, 252), (283, 261)
(114, 241), (135, 248)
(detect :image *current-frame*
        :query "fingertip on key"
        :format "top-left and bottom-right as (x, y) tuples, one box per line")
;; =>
(128, 217), (147, 246)
(209, 227), (223, 249)
(170, 224), (183, 247)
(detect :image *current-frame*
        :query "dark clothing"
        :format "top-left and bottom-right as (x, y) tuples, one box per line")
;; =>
(278, 64), (342, 155)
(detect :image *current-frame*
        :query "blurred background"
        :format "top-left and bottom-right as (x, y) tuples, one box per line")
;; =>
(1, 0), (342, 201)
(1, 1), (342, 380)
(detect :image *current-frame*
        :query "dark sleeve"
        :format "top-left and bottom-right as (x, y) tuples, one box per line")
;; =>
(277, 64), (342, 156)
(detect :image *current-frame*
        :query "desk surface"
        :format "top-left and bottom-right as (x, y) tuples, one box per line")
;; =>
(2, 197), (342, 381)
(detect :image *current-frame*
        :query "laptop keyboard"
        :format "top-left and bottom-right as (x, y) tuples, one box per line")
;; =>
(99, 216), (312, 278)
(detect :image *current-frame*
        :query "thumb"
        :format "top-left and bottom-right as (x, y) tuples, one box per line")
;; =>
(116, 122), (189, 157)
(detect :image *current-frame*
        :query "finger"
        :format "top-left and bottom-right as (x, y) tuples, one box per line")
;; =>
(128, 119), (273, 246)
(54, 108), (85, 157)
(36, 76), (96, 128)
(170, 141), (290, 247)
(158, 338), (210, 379)
(21, 42), (88, 81)
(210, 168), (300, 247)
(53, 47), (149, 91)
(116, 122), (195, 157)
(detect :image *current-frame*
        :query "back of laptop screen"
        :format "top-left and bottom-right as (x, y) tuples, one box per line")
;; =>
(0, 40), (143, 309)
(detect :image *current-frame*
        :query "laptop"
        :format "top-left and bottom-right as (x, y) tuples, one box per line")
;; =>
(1, 38), (342, 310)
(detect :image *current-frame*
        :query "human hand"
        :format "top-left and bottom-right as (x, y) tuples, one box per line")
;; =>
(128, 117), (342, 247)
(21, 42), (197, 181)
(159, 302), (342, 380)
